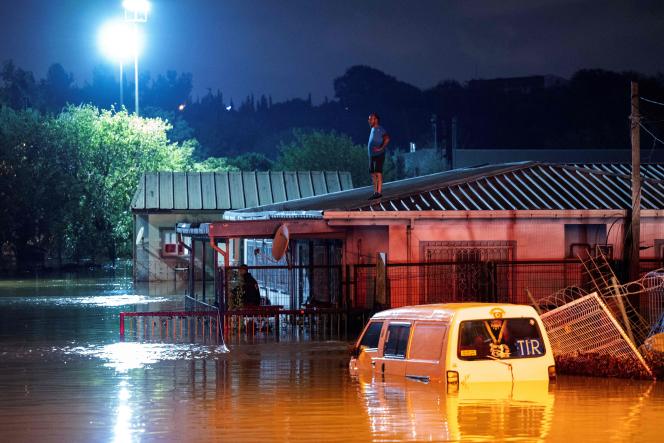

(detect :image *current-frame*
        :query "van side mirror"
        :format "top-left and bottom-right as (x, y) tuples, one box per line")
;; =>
(349, 345), (363, 358)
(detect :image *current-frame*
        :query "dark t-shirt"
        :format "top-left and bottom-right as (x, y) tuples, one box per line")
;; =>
(243, 273), (261, 306)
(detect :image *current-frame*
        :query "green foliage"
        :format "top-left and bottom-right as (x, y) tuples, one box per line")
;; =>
(52, 105), (194, 259)
(0, 104), (197, 267)
(227, 152), (274, 171)
(275, 129), (378, 186)
(192, 157), (238, 172)
(0, 106), (72, 265)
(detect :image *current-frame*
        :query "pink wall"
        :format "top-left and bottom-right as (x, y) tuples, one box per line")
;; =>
(339, 215), (664, 264)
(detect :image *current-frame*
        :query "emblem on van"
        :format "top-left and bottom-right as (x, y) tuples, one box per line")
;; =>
(490, 308), (505, 319)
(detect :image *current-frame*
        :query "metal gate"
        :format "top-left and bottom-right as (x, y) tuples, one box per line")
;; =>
(421, 241), (515, 302)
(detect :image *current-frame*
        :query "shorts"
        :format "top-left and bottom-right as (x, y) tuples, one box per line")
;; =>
(369, 154), (385, 173)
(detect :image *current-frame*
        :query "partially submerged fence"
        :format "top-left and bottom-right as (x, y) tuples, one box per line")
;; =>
(122, 257), (664, 347)
(119, 310), (222, 342)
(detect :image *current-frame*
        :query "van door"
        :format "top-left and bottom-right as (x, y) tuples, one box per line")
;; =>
(374, 322), (411, 377)
(355, 320), (384, 371)
(406, 322), (448, 382)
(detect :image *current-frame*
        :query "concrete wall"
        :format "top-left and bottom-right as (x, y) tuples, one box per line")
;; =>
(133, 212), (224, 282)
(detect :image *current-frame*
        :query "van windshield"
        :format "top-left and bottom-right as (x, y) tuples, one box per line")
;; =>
(458, 318), (545, 360)
(359, 321), (383, 349)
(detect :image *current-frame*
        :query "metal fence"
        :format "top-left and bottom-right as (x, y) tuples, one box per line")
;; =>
(218, 264), (344, 310)
(540, 293), (653, 378)
(353, 260), (586, 309)
(213, 259), (663, 312)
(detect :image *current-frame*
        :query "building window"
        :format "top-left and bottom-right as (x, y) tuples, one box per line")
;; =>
(655, 240), (664, 260)
(564, 224), (608, 259)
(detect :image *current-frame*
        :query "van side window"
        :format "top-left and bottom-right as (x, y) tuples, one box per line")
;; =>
(384, 323), (411, 359)
(409, 324), (447, 361)
(359, 321), (383, 349)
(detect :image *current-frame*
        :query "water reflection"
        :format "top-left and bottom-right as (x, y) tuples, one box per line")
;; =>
(65, 342), (230, 372)
(1, 276), (664, 441)
(357, 374), (554, 442)
(114, 381), (136, 443)
(1, 294), (170, 307)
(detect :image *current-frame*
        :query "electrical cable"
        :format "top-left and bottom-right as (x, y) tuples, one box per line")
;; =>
(639, 122), (664, 146)
(641, 97), (664, 107)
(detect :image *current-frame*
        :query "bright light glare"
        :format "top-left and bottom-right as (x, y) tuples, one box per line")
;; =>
(98, 20), (144, 62)
(123, 0), (150, 14)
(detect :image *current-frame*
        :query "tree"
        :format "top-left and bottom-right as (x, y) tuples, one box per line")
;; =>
(192, 157), (238, 172)
(49, 105), (195, 261)
(41, 63), (76, 113)
(274, 129), (395, 186)
(0, 60), (39, 109)
(227, 152), (273, 171)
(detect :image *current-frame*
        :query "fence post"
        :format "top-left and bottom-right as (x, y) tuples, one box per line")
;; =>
(344, 265), (351, 311)
(119, 312), (125, 338)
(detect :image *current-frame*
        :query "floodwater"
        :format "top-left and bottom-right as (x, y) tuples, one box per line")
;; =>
(0, 275), (663, 442)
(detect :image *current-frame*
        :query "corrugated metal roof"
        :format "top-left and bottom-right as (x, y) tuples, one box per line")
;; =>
(131, 171), (353, 211)
(364, 163), (664, 211)
(228, 162), (664, 213)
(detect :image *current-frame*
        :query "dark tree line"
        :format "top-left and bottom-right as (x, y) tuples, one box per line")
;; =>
(4, 60), (664, 162)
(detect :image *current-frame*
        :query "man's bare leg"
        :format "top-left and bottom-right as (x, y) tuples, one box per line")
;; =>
(376, 173), (383, 195)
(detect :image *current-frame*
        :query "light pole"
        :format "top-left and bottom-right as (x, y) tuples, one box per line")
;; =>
(123, 0), (150, 116)
(98, 19), (137, 109)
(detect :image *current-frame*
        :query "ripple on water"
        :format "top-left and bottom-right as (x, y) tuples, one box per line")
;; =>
(63, 342), (230, 372)
(2, 294), (171, 307)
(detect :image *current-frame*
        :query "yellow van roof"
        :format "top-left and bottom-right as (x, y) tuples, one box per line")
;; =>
(372, 303), (537, 322)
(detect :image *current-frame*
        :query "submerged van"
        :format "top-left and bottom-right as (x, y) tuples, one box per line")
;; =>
(349, 303), (556, 385)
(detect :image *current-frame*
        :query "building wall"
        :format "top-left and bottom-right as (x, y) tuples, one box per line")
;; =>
(339, 215), (664, 265)
(337, 215), (664, 307)
(134, 212), (224, 282)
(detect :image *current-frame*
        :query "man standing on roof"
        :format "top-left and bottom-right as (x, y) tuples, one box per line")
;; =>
(367, 112), (390, 200)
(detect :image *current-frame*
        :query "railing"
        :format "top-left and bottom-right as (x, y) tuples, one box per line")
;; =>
(119, 310), (221, 342)
(218, 264), (344, 311)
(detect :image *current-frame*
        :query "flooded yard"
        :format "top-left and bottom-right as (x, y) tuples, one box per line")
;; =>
(0, 276), (663, 442)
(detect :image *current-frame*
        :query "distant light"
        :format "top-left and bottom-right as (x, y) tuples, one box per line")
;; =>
(123, 0), (150, 22)
(178, 104), (186, 111)
(98, 20), (144, 62)
(123, 0), (150, 14)
(226, 105), (232, 111)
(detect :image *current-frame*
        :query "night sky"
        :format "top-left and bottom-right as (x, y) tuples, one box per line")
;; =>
(1, 0), (663, 103)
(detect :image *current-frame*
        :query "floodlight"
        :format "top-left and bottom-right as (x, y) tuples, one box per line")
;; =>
(98, 20), (143, 62)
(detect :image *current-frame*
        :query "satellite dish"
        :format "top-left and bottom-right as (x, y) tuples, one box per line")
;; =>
(135, 226), (144, 245)
(272, 224), (289, 261)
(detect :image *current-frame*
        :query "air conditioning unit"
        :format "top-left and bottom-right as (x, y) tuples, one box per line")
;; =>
(162, 243), (185, 256)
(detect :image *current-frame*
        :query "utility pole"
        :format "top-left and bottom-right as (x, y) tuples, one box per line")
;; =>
(450, 117), (458, 170)
(430, 114), (438, 151)
(629, 81), (641, 281)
